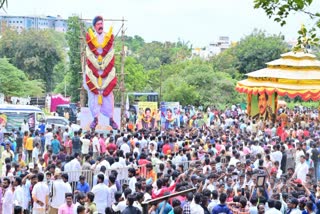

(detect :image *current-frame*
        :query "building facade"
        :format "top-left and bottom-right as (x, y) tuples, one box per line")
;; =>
(0, 15), (68, 33)
(192, 36), (232, 59)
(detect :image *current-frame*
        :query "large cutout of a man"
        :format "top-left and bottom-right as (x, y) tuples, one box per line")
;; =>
(253, 92), (272, 121)
(84, 16), (118, 129)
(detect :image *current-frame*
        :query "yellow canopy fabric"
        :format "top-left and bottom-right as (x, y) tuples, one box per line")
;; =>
(236, 51), (320, 101)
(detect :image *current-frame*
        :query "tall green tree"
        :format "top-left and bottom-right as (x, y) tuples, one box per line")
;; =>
(124, 57), (148, 92)
(231, 30), (288, 74)
(0, 29), (63, 92)
(65, 16), (85, 102)
(0, 58), (44, 96)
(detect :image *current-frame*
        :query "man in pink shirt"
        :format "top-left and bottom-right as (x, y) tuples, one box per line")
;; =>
(58, 193), (74, 214)
(99, 134), (106, 154)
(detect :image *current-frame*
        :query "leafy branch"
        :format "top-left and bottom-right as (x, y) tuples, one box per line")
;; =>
(254, 0), (320, 50)
(0, 0), (8, 9)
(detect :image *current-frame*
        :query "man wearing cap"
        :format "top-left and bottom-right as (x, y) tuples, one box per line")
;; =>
(84, 15), (118, 129)
(48, 168), (72, 214)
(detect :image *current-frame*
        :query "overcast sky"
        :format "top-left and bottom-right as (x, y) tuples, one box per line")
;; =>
(3, 0), (320, 46)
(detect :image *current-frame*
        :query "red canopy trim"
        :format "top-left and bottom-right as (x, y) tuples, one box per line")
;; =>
(236, 85), (320, 101)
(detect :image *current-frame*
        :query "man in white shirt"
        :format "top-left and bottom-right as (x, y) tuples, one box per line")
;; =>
(204, 175), (216, 192)
(21, 120), (29, 133)
(44, 129), (53, 152)
(271, 144), (283, 164)
(80, 134), (91, 155)
(13, 176), (24, 209)
(295, 146), (305, 167)
(120, 137), (130, 155)
(63, 157), (72, 182)
(128, 168), (137, 193)
(92, 165), (109, 186)
(190, 193), (204, 214)
(293, 155), (309, 183)
(91, 174), (109, 213)
(107, 174), (117, 208)
(48, 169), (72, 214)
(228, 153), (240, 167)
(32, 173), (49, 214)
(92, 133), (100, 159)
(69, 153), (82, 183)
(2, 177), (14, 214)
(62, 128), (69, 143)
(116, 133), (124, 148)
(265, 199), (282, 214)
(207, 191), (219, 213)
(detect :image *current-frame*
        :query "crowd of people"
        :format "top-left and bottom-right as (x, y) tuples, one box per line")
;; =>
(0, 104), (320, 214)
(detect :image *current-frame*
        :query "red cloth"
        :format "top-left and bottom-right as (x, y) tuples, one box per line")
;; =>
(162, 144), (171, 155)
(276, 126), (283, 137)
(152, 182), (177, 199)
(44, 152), (50, 165)
(281, 131), (288, 142)
(138, 159), (150, 177)
(56, 134), (62, 143)
(106, 143), (117, 155)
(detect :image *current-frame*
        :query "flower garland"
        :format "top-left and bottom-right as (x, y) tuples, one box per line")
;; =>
(85, 26), (118, 104)
(85, 75), (99, 94)
(86, 33), (114, 59)
(86, 33), (114, 63)
(86, 47), (115, 73)
(87, 27), (113, 49)
(86, 66), (116, 90)
(85, 68), (117, 97)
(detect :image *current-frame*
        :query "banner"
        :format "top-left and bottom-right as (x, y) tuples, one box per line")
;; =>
(0, 112), (35, 131)
(136, 102), (158, 130)
(251, 92), (276, 121)
(160, 102), (180, 130)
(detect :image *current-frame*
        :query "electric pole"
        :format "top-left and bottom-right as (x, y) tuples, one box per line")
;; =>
(120, 17), (126, 131)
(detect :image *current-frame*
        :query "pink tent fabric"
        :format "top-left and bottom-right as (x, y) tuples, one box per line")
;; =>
(50, 94), (70, 112)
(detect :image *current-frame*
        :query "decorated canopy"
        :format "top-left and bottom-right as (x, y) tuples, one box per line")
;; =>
(236, 51), (320, 101)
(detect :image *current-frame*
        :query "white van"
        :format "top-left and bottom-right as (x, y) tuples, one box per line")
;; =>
(0, 104), (45, 132)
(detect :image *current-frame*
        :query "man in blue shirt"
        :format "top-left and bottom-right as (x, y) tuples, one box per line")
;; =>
(51, 135), (60, 155)
(76, 175), (90, 194)
(38, 120), (45, 134)
(212, 193), (232, 214)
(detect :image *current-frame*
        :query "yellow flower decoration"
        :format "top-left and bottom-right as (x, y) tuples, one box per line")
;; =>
(88, 27), (113, 49)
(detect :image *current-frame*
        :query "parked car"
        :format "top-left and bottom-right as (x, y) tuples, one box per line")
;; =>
(46, 116), (80, 131)
(56, 104), (78, 124)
